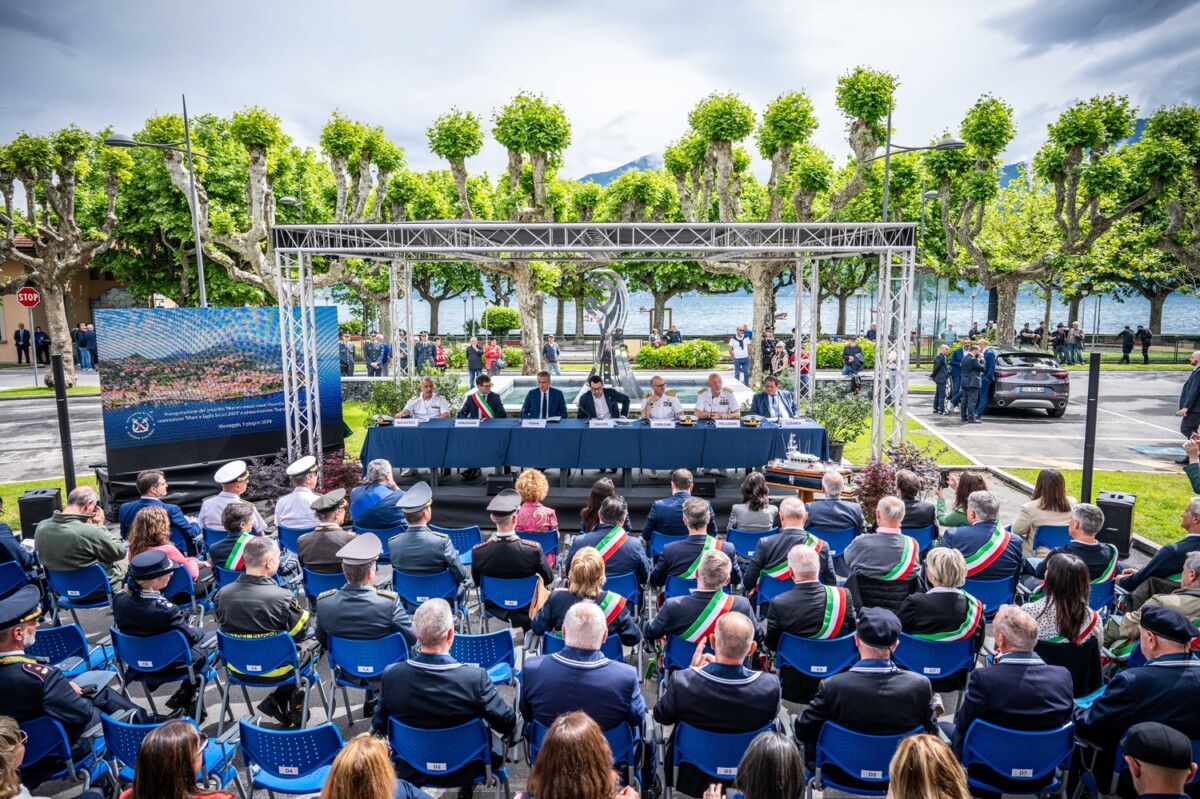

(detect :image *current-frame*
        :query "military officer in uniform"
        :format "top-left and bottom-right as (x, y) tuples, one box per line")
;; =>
(296, 489), (356, 574)
(563, 495), (651, 589)
(273, 455), (321, 531)
(388, 482), (469, 591)
(643, 549), (761, 647)
(639, 375), (685, 421)
(649, 498), (742, 589)
(742, 497), (836, 591)
(694, 372), (739, 420)
(471, 489), (554, 630)
(197, 460), (267, 532)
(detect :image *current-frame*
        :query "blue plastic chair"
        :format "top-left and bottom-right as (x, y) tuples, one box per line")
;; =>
(662, 635), (713, 675)
(671, 722), (774, 792)
(649, 531), (687, 558)
(45, 564), (113, 626)
(962, 574), (1017, 619)
(277, 525), (314, 556)
(450, 630), (520, 685)
(1032, 524), (1071, 552)
(213, 565), (242, 590)
(1089, 578), (1117, 613)
(808, 723), (922, 797)
(664, 574), (730, 601)
(726, 527), (776, 560)
(216, 631), (328, 734)
(775, 633), (858, 679)
(0, 560), (29, 597)
(302, 567), (345, 600)
(19, 716), (109, 794)
(516, 529), (560, 561)
(429, 523), (482, 566)
(477, 574), (541, 631)
(391, 569), (471, 631)
(754, 576), (793, 616)
(388, 717), (509, 796)
(605, 571), (644, 618)
(163, 566), (211, 625)
(26, 622), (111, 678)
(807, 526), (857, 557)
(903, 525), (937, 552)
(892, 633), (976, 688)
(527, 719), (641, 789)
(110, 626), (217, 719)
(239, 719), (344, 796)
(543, 631), (624, 661)
(203, 527), (228, 550)
(326, 633), (409, 723)
(960, 720), (1074, 797)
(100, 712), (239, 791)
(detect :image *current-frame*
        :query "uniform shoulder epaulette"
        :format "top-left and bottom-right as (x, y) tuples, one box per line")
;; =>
(376, 588), (398, 599)
(316, 588), (338, 600)
(518, 538), (540, 547)
(22, 662), (51, 681)
(430, 529), (448, 538)
(154, 597), (176, 609)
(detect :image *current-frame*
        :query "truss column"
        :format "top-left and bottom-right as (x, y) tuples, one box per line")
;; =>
(869, 248), (916, 457)
(276, 250), (322, 462)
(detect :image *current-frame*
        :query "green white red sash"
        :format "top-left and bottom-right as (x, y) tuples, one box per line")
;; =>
(679, 535), (718, 580)
(914, 593), (983, 641)
(594, 526), (628, 562)
(1095, 546), (1119, 583)
(964, 524), (1010, 577)
(880, 536), (919, 581)
(763, 533), (824, 581)
(814, 586), (848, 639)
(469, 390), (494, 418)
(225, 532), (252, 570)
(681, 591), (735, 643)
(1047, 608), (1100, 644)
(596, 591), (626, 625)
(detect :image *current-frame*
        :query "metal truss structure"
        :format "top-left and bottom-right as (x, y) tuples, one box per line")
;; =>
(273, 222), (916, 462)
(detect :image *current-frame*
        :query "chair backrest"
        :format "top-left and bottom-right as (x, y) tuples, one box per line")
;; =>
(673, 722), (775, 780)
(203, 527), (228, 549)
(776, 633), (858, 678)
(844, 573), (920, 615)
(389, 717), (494, 778)
(327, 633), (408, 682)
(726, 528), (777, 560)
(664, 635), (713, 672)
(239, 720), (344, 780)
(0, 560), (29, 597)
(163, 567), (199, 607)
(391, 570), (459, 610)
(478, 574), (540, 612)
(961, 720), (1074, 789)
(1032, 525), (1071, 552)
(302, 567), (345, 598)
(450, 630), (517, 672)
(213, 565), (242, 589)
(111, 627), (194, 675)
(46, 564), (111, 604)
(903, 525), (937, 552)
(430, 524), (483, 555)
(604, 571), (641, 607)
(99, 712), (154, 773)
(893, 633), (976, 681)
(527, 719), (639, 768)
(754, 576), (793, 610)
(18, 717), (73, 774)
(27, 623), (90, 666)
(217, 631), (300, 680)
(516, 529), (559, 557)
(168, 527), (192, 555)
(807, 526), (857, 556)
(664, 573), (698, 600)
(1034, 637), (1103, 698)
(542, 631), (623, 660)
(649, 531), (687, 557)
(277, 526), (314, 555)
(962, 574), (1017, 618)
(1088, 578), (1116, 612)
(814, 723), (922, 791)
(352, 523), (408, 539)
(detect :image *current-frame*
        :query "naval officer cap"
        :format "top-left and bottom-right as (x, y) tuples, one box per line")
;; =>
(395, 481), (433, 512)
(286, 455), (319, 477)
(0, 585), (42, 629)
(310, 488), (348, 513)
(214, 460), (250, 485)
(337, 533), (382, 566)
(487, 489), (522, 516)
(128, 550), (178, 581)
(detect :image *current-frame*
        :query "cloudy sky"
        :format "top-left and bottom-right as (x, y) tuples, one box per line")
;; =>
(2, 0), (1197, 180)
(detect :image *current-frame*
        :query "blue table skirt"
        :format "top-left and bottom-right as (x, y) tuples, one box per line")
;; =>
(361, 418), (830, 470)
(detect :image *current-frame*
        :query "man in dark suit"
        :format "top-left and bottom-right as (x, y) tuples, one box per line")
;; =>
(12, 322), (29, 364)
(649, 498), (742, 588)
(940, 490), (1023, 582)
(1027, 503), (1118, 583)
(948, 344), (964, 410)
(519, 371), (568, 419)
(118, 469), (202, 551)
(471, 489), (553, 630)
(743, 497), (836, 590)
(974, 341), (997, 418)
(1178, 350), (1200, 442)
(349, 458), (408, 532)
(458, 374), (506, 419)
(1118, 325), (1136, 364)
(576, 374), (630, 419)
(959, 344), (985, 423)
(643, 549), (761, 645)
(642, 469), (716, 540)
(805, 470), (866, 538)
(750, 375), (799, 418)
(654, 612), (781, 796)
(1117, 497), (1200, 609)
(930, 344), (949, 415)
(563, 495), (650, 589)
(373, 598), (516, 790)
(388, 482), (468, 589)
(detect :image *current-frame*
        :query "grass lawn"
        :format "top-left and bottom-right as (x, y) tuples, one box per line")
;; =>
(1008, 468), (1189, 546)
(0, 385), (101, 398)
(343, 401), (371, 456)
(1, 475), (97, 532)
(842, 411), (966, 467)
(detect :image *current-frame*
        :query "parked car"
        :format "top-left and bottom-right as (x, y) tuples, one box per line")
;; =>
(988, 349), (1070, 417)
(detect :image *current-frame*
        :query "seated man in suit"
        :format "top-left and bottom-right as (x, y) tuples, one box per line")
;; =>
(654, 612), (781, 797)
(795, 608), (938, 787)
(563, 494), (650, 590)
(118, 469), (201, 552)
(896, 469), (937, 531)
(642, 469), (716, 541)
(805, 470), (866, 538)
(458, 374), (507, 480)
(742, 496), (836, 592)
(373, 598), (516, 790)
(765, 544), (857, 708)
(940, 490), (1023, 583)
(577, 373), (630, 419)
(1117, 496), (1200, 610)
(643, 549), (761, 647)
(1106, 551), (1200, 656)
(471, 489), (554, 630)
(387, 482), (468, 589)
(1024, 502), (1118, 588)
(349, 458), (408, 533)
(750, 374), (799, 418)
(296, 489), (357, 574)
(842, 497), (922, 582)
(519, 371), (568, 419)
(650, 498), (742, 589)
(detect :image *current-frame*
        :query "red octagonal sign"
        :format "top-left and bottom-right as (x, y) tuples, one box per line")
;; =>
(16, 287), (40, 308)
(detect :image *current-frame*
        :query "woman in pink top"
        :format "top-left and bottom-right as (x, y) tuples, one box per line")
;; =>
(127, 506), (212, 594)
(514, 469), (559, 533)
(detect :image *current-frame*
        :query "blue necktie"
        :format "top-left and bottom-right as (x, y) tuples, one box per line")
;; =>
(772, 395), (781, 417)
(542, 392), (548, 418)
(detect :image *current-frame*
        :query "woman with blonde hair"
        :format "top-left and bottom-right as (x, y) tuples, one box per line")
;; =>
(318, 733), (431, 799)
(517, 712), (637, 799)
(897, 548), (986, 692)
(0, 715), (90, 799)
(514, 470), (559, 534)
(530, 547), (640, 645)
(886, 734), (969, 799)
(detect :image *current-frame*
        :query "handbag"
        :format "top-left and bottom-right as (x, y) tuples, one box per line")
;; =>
(496, 358), (506, 370)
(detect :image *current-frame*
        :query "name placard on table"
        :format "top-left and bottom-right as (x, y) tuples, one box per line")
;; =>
(650, 420), (675, 429)
(588, 419), (616, 429)
(393, 418), (419, 427)
(779, 418), (809, 427)
(521, 418), (548, 429)
(454, 418), (481, 428)
(714, 419), (740, 428)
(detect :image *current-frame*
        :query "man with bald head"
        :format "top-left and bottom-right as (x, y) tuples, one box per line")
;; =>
(643, 549), (761, 647)
(805, 470), (866, 538)
(742, 496), (836, 590)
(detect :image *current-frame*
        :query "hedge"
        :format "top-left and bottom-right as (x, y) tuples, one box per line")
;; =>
(633, 339), (721, 369)
(814, 339), (876, 369)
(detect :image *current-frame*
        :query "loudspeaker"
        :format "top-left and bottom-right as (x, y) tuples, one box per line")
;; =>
(692, 476), (718, 498)
(18, 487), (62, 536)
(486, 474), (516, 496)
(1096, 490), (1135, 559)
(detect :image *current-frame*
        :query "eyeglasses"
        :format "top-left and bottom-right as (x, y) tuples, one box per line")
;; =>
(196, 732), (208, 754)
(650, 383), (664, 388)
(16, 730), (27, 745)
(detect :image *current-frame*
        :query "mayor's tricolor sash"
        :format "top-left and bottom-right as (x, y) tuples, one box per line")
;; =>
(679, 535), (719, 580)
(914, 593), (984, 642)
(681, 590), (735, 643)
(814, 586), (848, 639)
(1047, 608), (1100, 644)
(763, 532), (824, 581)
(224, 532), (253, 570)
(597, 591), (627, 625)
(1029, 544), (1121, 602)
(964, 524), (1011, 577)
(880, 536), (919, 581)
(469, 390), (495, 418)
(595, 526), (628, 562)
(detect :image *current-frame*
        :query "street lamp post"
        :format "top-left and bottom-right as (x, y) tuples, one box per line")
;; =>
(854, 288), (865, 334)
(914, 185), (940, 366)
(461, 296), (468, 340)
(278, 185), (304, 224)
(469, 290), (477, 337)
(970, 291), (978, 327)
(868, 107), (965, 223)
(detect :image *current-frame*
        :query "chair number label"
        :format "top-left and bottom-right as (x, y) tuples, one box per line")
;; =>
(811, 665), (827, 673)
(357, 666), (373, 673)
(717, 767), (736, 776)
(861, 770), (882, 779)
(280, 766), (298, 775)
(137, 660), (153, 667)
(1012, 769), (1033, 777)
(428, 762), (447, 771)
(923, 667), (942, 674)
(504, 600), (518, 606)
(247, 664), (262, 672)
(417, 595), (430, 602)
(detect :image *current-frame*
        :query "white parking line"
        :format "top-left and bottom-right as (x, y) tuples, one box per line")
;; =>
(1065, 397), (1180, 436)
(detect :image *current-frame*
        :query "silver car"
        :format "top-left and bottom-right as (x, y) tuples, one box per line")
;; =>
(988, 349), (1071, 417)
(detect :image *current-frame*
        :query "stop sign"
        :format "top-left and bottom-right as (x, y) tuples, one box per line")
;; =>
(16, 287), (40, 308)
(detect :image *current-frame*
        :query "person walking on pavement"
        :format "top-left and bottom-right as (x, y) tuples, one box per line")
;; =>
(1178, 352), (1200, 463)
(1117, 325), (1135, 364)
(930, 344), (949, 415)
(1136, 325), (1153, 364)
(959, 345), (984, 424)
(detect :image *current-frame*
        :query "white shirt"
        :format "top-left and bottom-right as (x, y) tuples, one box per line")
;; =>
(273, 486), (320, 530)
(765, 391), (793, 418)
(403, 393), (450, 420)
(197, 491), (267, 532)
(696, 387), (738, 417)
(589, 391), (611, 419)
(644, 394), (684, 419)
(729, 336), (750, 359)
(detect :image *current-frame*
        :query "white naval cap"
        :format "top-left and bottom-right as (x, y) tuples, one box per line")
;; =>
(214, 460), (250, 484)
(286, 455), (318, 477)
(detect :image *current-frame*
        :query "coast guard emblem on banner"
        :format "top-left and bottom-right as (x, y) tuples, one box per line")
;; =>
(127, 413), (155, 440)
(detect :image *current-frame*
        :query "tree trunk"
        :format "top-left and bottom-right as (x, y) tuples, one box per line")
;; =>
(837, 294), (848, 336)
(573, 286), (585, 343)
(530, 152), (550, 220)
(449, 159), (473, 220)
(1042, 288), (1053, 347)
(513, 263), (543, 375)
(42, 282), (77, 388)
(748, 268), (776, 387)
(711, 141), (737, 222)
(1148, 289), (1168, 333)
(653, 292), (668, 335)
(992, 278), (1020, 347)
(1067, 294), (1081, 326)
(555, 294), (565, 338)
(428, 298), (441, 336)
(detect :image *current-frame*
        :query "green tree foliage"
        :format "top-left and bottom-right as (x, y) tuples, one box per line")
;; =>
(427, 109), (485, 219)
(829, 67), (899, 211)
(1140, 104), (1200, 270)
(689, 92), (755, 222)
(480, 305), (521, 338)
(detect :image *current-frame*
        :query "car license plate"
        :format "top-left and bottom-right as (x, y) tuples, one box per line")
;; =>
(1020, 386), (1046, 393)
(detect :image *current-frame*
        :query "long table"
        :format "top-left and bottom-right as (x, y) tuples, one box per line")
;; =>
(360, 418), (830, 482)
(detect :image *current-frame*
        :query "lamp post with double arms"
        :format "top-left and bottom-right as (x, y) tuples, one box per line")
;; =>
(913, 185), (940, 365)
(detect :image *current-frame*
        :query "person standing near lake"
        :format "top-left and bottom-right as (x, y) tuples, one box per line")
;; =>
(667, 324), (683, 345)
(1136, 325), (1153, 364)
(940, 322), (956, 345)
(729, 325), (751, 386)
(485, 338), (503, 376)
(1067, 321), (1085, 364)
(1118, 325), (1135, 364)
(542, 334), (561, 375)
(465, 336), (485, 386)
(841, 335), (864, 392)
(413, 331), (435, 373)
(959, 345), (984, 424)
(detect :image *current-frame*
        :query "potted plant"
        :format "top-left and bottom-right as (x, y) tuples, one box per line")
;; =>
(810, 383), (871, 463)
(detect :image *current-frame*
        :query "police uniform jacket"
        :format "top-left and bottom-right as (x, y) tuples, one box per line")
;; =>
(1032, 540), (1118, 581)
(765, 580), (857, 704)
(940, 521), (1024, 582)
(390, 525), (467, 584)
(315, 583), (414, 649)
(577, 388), (631, 419)
(457, 391), (507, 419)
(273, 487), (320, 531)
(349, 483), (409, 532)
(214, 573), (309, 640)
(472, 534), (553, 626)
(642, 492), (716, 539)
(805, 498), (867, 538)
(950, 651), (1073, 757)
(530, 589), (642, 646)
(520, 646), (646, 730)
(197, 492), (267, 533)
(1119, 533), (1200, 593)
(112, 588), (211, 684)
(649, 534), (742, 588)
(897, 588), (986, 691)
(1074, 652), (1200, 749)
(119, 496), (201, 544)
(297, 525), (357, 574)
(742, 528), (836, 590)
(642, 589), (762, 645)
(563, 528), (650, 587)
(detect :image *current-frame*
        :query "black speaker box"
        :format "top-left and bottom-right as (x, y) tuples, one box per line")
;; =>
(18, 487), (62, 536)
(486, 474), (516, 496)
(692, 476), (718, 498)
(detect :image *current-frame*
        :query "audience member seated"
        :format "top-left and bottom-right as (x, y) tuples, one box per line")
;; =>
(742, 498), (836, 590)
(1120, 722), (1198, 799)
(939, 490), (1023, 582)
(650, 499), (741, 589)
(654, 613), (781, 797)
(118, 469), (201, 552)
(1186, 439), (1200, 493)
(579, 478), (630, 534)
(388, 482), (468, 587)
(517, 712), (639, 799)
(934, 470), (987, 528)
(1118, 496), (1200, 611)
(34, 486), (127, 593)
(844, 497), (922, 581)
(642, 469), (716, 540)
(706, 731), (804, 799)
(764, 545), (857, 708)
(349, 459), (408, 533)
(1025, 502), (1118, 586)
(564, 495), (649, 589)
(372, 599), (517, 790)
(644, 550), (761, 647)
(887, 735), (970, 799)
(804, 471), (866, 537)
(749, 374), (799, 419)
(210, 502), (301, 589)
(796, 608), (938, 788)
(532, 548), (641, 646)
(727, 472), (779, 532)
(0, 714), (105, 799)
(1020, 553), (1102, 646)
(113, 551), (215, 716)
(214, 536), (315, 728)
(126, 505), (212, 597)
(0, 497), (39, 595)
(897, 548), (985, 693)
(896, 469), (937, 532)
(1012, 467), (1077, 556)
(471, 490), (554, 631)
(120, 720), (236, 799)
(1106, 551), (1200, 656)
(296, 489), (356, 574)
(197, 460), (266, 533)
(273, 456), (321, 532)
(514, 470), (559, 534)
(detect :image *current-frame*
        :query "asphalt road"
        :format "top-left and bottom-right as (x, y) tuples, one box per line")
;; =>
(0, 395), (105, 483)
